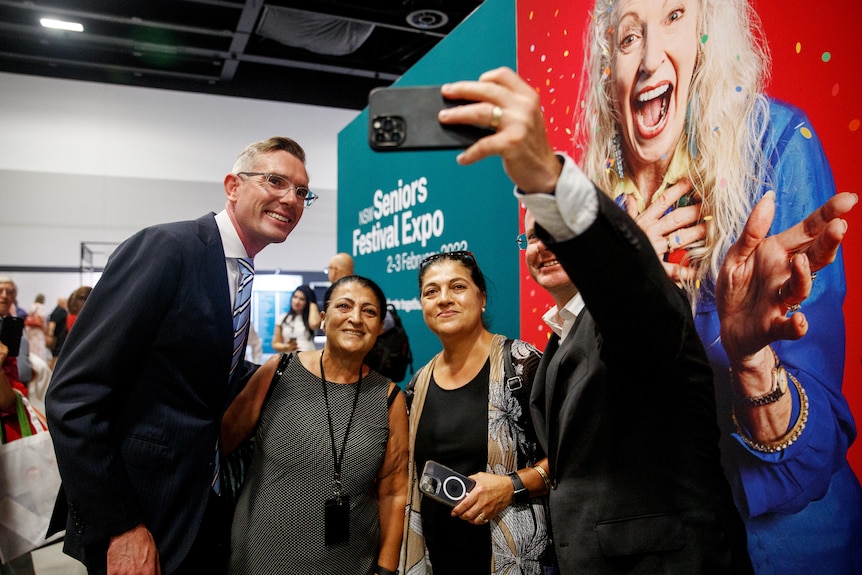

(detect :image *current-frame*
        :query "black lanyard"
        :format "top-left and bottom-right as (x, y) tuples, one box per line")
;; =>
(319, 351), (362, 498)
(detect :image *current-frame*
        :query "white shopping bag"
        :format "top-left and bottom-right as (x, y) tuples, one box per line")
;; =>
(0, 392), (63, 563)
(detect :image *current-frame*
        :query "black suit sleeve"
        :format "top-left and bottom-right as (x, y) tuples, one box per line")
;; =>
(534, 188), (696, 373)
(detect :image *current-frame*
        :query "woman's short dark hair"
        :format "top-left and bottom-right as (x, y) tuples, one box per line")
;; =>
(323, 275), (388, 323)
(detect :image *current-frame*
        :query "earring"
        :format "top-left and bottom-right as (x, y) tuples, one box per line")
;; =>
(612, 133), (625, 180)
(482, 307), (486, 313)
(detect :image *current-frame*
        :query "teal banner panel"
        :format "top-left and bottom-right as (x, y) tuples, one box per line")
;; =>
(337, 0), (517, 382)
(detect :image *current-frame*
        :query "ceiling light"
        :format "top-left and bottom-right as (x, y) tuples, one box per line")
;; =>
(40, 18), (84, 32)
(406, 10), (448, 30)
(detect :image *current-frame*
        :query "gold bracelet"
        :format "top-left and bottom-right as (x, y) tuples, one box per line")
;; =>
(532, 465), (551, 491)
(732, 371), (808, 453)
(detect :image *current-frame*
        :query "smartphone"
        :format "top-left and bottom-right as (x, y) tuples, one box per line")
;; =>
(368, 86), (494, 151)
(0, 316), (24, 357)
(419, 460), (476, 507)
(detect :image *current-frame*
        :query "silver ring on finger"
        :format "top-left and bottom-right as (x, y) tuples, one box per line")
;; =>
(478, 512), (488, 523)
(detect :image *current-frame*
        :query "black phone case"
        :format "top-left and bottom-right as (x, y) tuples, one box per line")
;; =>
(324, 495), (350, 545)
(0, 316), (24, 357)
(368, 86), (494, 151)
(418, 460), (476, 507)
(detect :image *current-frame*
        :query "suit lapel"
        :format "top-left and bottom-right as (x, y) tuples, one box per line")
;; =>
(543, 311), (589, 474)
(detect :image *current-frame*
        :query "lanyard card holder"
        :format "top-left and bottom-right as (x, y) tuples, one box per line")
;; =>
(324, 483), (350, 545)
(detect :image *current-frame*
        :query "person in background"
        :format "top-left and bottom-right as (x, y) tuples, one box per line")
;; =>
(46, 136), (314, 575)
(573, 0), (862, 570)
(223, 275), (408, 575)
(0, 279), (31, 386)
(0, 280), (36, 575)
(327, 252), (354, 284)
(401, 251), (550, 574)
(24, 293), (49, 363)
(245, 323), (263, 364)
(46, 297), (68, 369)
(271, 284), (321, 353)
(64, 287), (92, 335)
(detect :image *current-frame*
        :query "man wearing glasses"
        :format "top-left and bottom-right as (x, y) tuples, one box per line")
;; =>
(46, 137), (317, 575)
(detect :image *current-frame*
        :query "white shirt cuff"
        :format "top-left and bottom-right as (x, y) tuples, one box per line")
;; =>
(514, 154), (598, 242)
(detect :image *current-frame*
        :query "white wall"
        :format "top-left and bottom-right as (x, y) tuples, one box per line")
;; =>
(0, 72), (359, 306)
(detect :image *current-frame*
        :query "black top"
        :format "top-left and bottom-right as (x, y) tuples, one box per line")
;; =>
(414, 358), (491, 574)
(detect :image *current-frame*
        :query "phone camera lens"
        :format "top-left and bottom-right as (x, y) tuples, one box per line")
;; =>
(420, 476), (438, 494)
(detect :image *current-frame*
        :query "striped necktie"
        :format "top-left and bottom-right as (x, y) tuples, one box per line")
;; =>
(231, 257), (254, 376)
(214, 257), (254, 493)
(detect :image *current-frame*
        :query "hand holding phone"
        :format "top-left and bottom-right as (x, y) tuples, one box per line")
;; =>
(368, 86), (494, 151)
(419, 460), (476, 507)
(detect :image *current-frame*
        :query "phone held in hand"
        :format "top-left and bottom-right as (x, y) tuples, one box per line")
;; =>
(419, 460), (476, 507)
(368, 86), (494, 151)
(0, 316), (24, 357)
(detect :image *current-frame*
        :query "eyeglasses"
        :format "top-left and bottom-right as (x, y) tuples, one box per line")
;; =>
(237, 172), (318, 208)
(515, 232), (538, 251)
(419, 250), (476, 271)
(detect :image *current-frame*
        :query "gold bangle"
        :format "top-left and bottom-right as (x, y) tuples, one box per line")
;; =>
(532, 465), (551, 491)
(732, 372), (808, 453)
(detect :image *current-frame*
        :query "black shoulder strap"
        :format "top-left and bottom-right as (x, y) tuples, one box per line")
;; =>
(387, 303), (401, 326)
(263, 352), (292, 405)
(386, 383), (401, 408)
(503, 338), (525, 400)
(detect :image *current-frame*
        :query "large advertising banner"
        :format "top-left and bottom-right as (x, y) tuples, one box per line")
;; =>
(516, 0), (862, 475)
(337, 0), (518, 381)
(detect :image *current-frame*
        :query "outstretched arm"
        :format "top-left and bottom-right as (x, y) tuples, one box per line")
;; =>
(716, 191), (857, 442)
(221, 354), (280, 454)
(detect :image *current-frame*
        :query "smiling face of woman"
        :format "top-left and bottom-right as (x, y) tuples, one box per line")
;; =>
(321, 281), (383, 358)
(420, 260), (486, 339)
(612, 0), (700, 175)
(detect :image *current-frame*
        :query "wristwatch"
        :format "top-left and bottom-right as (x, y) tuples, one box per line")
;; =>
(736, 350), (789, 408)
(509, 472), (529, 504)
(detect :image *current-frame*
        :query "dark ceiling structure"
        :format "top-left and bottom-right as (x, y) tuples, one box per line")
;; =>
(0, 0), (484, 110)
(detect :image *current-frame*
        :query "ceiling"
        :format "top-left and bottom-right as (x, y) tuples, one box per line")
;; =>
(0, 0), (484, 110)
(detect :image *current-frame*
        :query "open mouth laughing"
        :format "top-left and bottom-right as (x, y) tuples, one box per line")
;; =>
(634, 83), (672, 138)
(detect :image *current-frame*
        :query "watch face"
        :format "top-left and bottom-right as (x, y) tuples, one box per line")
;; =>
(778, 367), (789, 393)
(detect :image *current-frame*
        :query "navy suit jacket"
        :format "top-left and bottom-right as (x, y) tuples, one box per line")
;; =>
(529, 191), (752, 574)
(46, 213), (253, 573)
